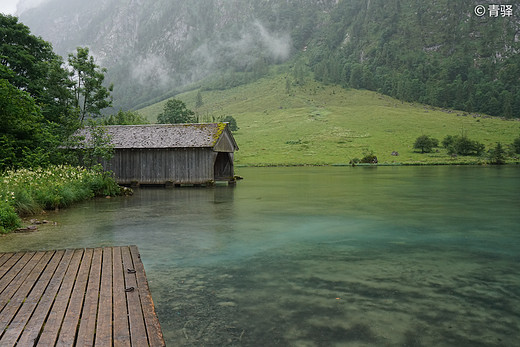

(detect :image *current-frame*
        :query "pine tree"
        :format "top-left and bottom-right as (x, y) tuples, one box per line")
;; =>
(489, 142), (506, 165)
(195, 90), (203, 108)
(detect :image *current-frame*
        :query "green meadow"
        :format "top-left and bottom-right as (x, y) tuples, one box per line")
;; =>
(139, 75), (520, 166)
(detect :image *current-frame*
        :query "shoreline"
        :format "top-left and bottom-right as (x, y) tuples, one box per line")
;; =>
(235, 161), (520, 168)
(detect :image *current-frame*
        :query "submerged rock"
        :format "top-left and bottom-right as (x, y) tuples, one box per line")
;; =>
(15, 225), (38, 233)
(120, 186), (134, 196)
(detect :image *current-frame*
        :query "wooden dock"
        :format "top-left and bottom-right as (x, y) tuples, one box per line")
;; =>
(0, 246), (165, 346)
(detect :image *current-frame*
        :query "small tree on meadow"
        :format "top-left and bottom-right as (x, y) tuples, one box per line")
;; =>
(157, 99), (196, 124)
(222, 115), (239, 132)
(414, 135), (439, 153)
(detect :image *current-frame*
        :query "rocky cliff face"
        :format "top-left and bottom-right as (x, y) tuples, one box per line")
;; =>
(19, 0), (334, 109)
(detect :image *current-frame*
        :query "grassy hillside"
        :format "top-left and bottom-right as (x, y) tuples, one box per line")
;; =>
(138, 75), (520, 166)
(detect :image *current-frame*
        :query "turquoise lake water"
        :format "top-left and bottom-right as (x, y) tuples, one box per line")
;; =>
(1, 166), (519, 346)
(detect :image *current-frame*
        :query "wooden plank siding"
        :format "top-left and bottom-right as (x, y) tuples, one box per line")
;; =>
(0, 246), (165, 347)
(103, 148), (217, 185)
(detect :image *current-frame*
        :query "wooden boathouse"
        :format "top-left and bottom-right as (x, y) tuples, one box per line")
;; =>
(0, 246), (165, 346)
(80, 123), (238, 186)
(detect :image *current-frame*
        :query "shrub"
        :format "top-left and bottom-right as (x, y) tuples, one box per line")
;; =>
(442, 135), (455, 149)
(286, 139), (302, 145)
(360, 151), (378, 164)
(442, 135), (485, 156)
(512, 136), (520, 155)
(0, 202), (21, 233)
(414, 135), (439, 153)
(85, 168), (121, 196)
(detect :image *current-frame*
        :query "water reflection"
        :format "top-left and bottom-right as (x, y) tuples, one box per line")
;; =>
(0, 167), (519, 346)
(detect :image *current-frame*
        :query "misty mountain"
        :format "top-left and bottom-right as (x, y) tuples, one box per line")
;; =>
(19, 0), (325, 109)
(19, 0), (520, 117)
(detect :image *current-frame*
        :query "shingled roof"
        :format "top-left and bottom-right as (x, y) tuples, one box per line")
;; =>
(76, 123), (238, 150)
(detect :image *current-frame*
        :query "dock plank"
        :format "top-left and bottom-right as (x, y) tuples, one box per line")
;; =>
(122, 246), (149, 346)
(76, 247), (103, 347)
(113, 246), (131, 347)
(0, 252), (15, 269)
(95, 247), (113, 346)
(0, 246), (164, 347)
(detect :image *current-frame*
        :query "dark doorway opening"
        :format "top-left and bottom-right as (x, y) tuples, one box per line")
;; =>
(214, 152), (233, 181)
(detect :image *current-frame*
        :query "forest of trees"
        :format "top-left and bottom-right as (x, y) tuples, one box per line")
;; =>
(307, 0), (520, 119)
(0, 14), (113, 170)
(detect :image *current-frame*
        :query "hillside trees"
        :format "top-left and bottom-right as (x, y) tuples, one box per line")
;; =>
(99, 110), (149, 125)
(308, 0), (520, 119)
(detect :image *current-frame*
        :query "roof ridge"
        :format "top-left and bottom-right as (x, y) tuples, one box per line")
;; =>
(94, 122), (227, 128)
(75, 122), (236, 150)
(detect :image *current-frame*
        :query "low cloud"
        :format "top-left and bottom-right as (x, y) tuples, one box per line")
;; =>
(254, 21), (291, 62)
(16, 0), (49, 14)
(190, 19), (291, 78)
(131, 54), (171, 87)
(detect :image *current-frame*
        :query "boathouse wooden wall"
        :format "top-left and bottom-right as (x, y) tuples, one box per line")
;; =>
(78, 123), (238, 185)
(102, 148), (220, 185)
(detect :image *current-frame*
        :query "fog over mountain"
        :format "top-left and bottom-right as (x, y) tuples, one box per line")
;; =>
(18, 0), (520, 117)
(16, 0), (50, 14)
(19, 0), (313, 109)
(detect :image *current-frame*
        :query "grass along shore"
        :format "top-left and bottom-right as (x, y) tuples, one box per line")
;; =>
(0, 165), (124, 233)
(140, 75), (520, 166)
